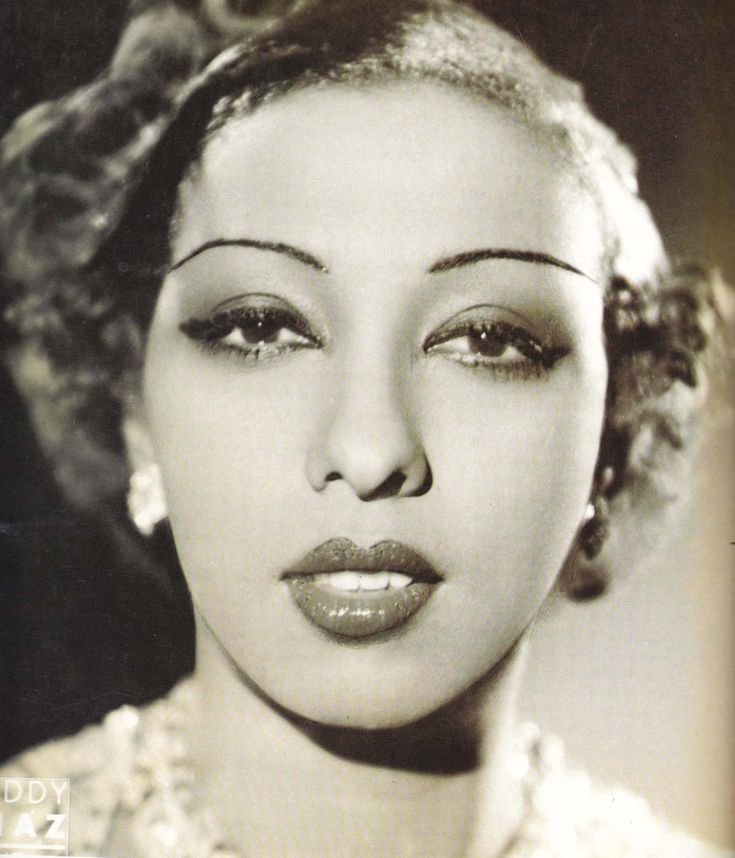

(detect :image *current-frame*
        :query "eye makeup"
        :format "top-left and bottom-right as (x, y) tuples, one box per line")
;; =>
(180, 293), (322, 363)
(180, 289), (569, 379)
(423, 305), (570, 379)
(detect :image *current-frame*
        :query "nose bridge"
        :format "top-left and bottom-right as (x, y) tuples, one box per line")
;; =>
(306, 342), (430, 499)
(335, 355), (411, 450)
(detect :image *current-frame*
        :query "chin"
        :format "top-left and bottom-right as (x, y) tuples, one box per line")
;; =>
(301, 686), (452, 731)
(234, 635), (511, 733)
(199, 581), (525, 732)
(286, 688), (460, 732)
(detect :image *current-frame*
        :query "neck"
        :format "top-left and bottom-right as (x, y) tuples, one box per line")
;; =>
(189, 615), (527, 857)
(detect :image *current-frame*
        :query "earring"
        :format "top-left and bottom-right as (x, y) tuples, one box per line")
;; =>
(127, 463), (167, 536)
(579, 494), (610, 560)
(564, 469), (615, 600)
(565, 496), (610, 600)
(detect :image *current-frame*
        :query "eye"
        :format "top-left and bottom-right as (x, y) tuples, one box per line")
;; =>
(423, 307), (568, 378)
(179, 294), (322, 363)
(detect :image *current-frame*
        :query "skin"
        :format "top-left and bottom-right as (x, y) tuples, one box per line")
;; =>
(124, 80), (612, 855)
(138, 81), (608, 732)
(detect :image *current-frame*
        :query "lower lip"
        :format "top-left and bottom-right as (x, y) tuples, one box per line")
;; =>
(285, 576), (437, 638)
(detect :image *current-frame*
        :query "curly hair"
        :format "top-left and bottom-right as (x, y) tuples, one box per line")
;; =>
(0, 0), (723, 599)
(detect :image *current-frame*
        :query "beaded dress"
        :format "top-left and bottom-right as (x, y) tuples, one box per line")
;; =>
(0, 678), (724, 858)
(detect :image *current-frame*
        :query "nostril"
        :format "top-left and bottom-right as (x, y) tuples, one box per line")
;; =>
(305, 410), (433, 499)
(360, 470), (407, 502)
(413, 463), (433, 497)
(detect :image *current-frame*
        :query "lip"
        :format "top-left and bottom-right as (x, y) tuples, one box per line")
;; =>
(282, 538), (442, 639)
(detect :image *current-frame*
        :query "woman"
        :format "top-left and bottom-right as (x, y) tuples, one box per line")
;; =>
(0, 0), (726, 855)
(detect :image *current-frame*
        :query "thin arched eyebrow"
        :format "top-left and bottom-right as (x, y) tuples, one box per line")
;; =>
(428, 248), (597, 283)
(168, 238), (329, 273)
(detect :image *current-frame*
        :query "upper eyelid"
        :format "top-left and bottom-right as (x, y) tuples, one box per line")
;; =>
(211, 291), (305, 316)
(187, 295), (319, 331)
(219, 303), (310, 328)
(423, 306), (543, 347)
(429, 303), (538, 330)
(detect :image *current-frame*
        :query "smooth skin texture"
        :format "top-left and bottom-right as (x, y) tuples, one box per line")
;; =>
(139, 82), (608, 731)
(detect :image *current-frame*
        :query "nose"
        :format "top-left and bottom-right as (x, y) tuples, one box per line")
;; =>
(305, 366), (432, 500)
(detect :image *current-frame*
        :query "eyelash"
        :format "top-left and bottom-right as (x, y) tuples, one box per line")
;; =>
(180, 304), (322, 363)
(422, 318), (568, 379)
(180, 304), (568, 379)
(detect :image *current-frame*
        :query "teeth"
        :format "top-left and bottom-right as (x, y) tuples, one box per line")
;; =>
(360, 572), (389, 590)
(324, 571), (360, 591)
(315, 571), (414, 592)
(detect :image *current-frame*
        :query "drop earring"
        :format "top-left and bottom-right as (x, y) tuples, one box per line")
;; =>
(565, 467), (616, 600)
(127, 463), (167, 536)
(579, 495), (610, 560)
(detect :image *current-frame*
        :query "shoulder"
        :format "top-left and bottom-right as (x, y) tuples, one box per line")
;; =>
(515, 731), (731, 858)
(0, 683), (190, 857)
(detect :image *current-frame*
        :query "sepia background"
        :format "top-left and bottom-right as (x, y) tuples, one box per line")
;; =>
(0, 0), (732, 847)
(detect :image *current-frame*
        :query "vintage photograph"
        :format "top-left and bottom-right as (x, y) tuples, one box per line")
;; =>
(0, 1), (733, 855)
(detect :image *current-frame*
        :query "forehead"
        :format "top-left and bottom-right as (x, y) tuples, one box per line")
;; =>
(175, 82), (604, 279)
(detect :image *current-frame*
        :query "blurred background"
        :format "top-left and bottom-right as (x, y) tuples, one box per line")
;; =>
(0, 0), (733, 847)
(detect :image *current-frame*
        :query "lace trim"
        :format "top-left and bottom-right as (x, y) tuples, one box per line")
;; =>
(2, 679), (705, 857)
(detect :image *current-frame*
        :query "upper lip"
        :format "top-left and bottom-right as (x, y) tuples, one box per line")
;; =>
(282, 537), (442, 582)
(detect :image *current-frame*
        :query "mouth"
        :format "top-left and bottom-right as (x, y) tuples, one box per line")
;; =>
(281, 537), (442, 639)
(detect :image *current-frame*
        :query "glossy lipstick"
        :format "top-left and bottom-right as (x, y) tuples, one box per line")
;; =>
(282, 538), (441, 639)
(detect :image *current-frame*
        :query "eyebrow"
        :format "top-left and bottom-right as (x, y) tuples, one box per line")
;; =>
(428, 248), (595, 282)
(169, 239), (595, 283)
(168, 238), (329, 273)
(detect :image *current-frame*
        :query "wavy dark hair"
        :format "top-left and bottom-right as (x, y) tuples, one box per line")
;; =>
(0, 0), (723, 599)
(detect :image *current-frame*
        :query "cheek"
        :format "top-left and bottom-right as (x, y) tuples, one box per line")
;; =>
(418, 356), (607, 589)
(405, 362), (607, 702)
(143, 350), (321, 597)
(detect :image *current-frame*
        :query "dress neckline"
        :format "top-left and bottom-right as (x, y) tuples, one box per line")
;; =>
(91, 676), (692, 857)
(109, 678), (568, 857)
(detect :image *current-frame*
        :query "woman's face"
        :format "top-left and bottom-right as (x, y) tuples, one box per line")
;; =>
(142, 82), (608, 728)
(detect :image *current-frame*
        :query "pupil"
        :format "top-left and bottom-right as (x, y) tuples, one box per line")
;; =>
(469, 327), (506, 357)
(242, 319), (281, 344)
